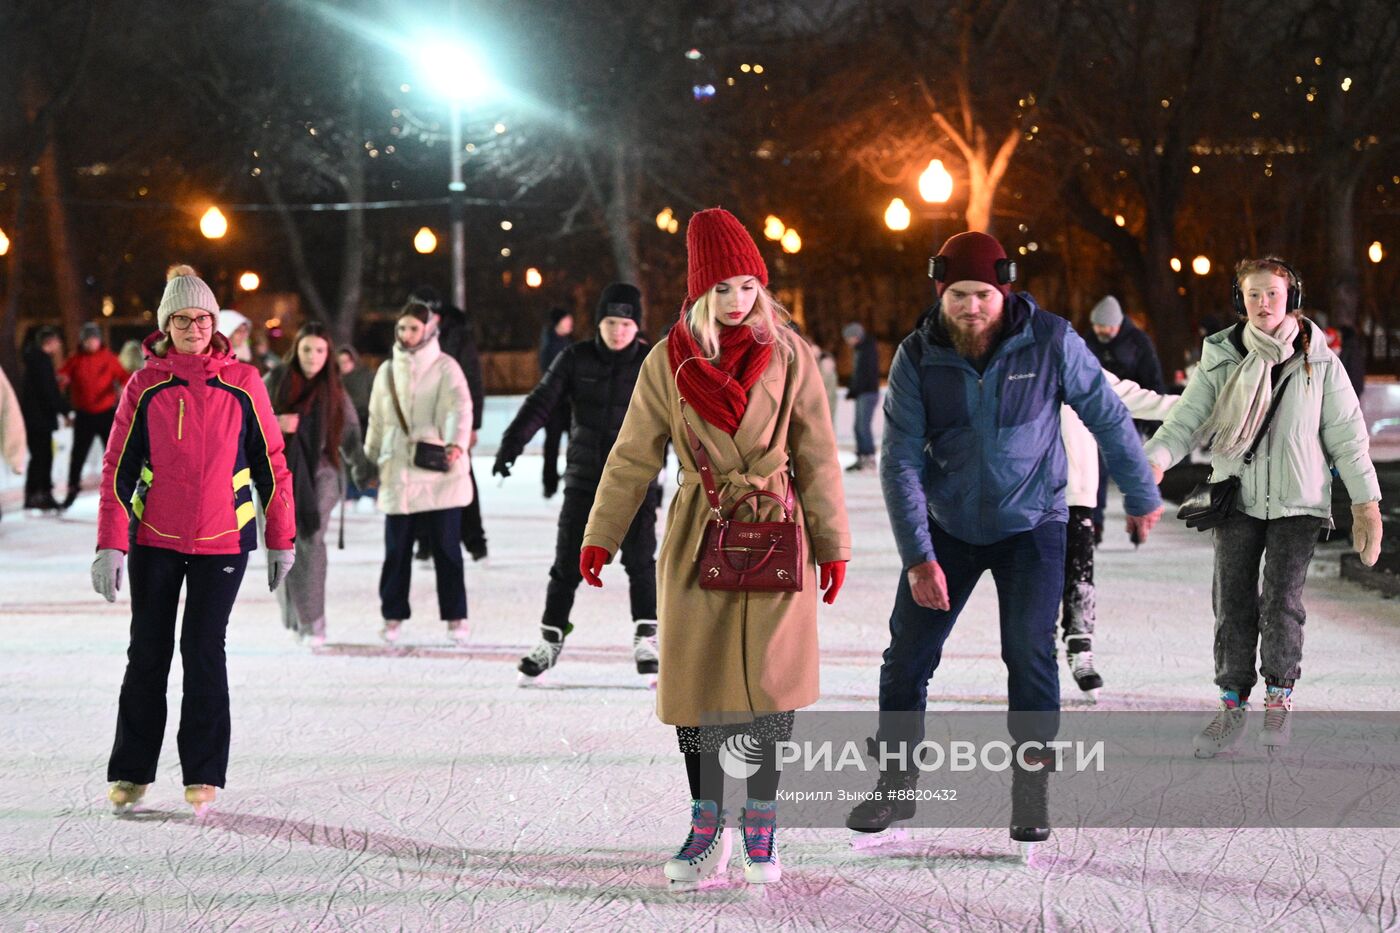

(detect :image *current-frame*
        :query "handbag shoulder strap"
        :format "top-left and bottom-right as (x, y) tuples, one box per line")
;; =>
(1242, 371), (1294, 465)
(677, 396), (795, 518)
(385, 363), (411, 436)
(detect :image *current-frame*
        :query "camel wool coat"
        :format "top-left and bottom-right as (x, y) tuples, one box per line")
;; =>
(583, 329), (851, 727)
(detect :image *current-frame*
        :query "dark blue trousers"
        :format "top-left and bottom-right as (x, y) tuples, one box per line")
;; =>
(108, 544), (249, 787)
(878, 520), (1065, 747)
(380, 507), (467, 620)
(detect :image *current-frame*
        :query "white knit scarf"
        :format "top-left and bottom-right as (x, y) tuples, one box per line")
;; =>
(1197, 316), (1299, 460)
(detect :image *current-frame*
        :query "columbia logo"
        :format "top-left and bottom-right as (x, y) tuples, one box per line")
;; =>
(1006, 372), (1037, 381)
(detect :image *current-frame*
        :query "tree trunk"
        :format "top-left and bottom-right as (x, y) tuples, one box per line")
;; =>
(332, 67), (366, 349)
(1141, 222), (1191, 381)
(37, 135), (87, 344)
(1325, 168), (1362, 330)
(604, 137), (644, 325)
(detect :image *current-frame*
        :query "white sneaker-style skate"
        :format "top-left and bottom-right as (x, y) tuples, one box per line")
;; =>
(108, 781), (148, 814)
(633, 622), (658, 689)
(664, 799), (731, 887)
(517, 626), (566, 685)
(380, 620), (403, 644)
(446, 619), (469, 645)
(739, 799), (781, 884)
(1066, 639), (1102, 702)
(184, 784), (216, 819)
(1258, 686), (1293, 753)
(1194, 691), (1250, 758)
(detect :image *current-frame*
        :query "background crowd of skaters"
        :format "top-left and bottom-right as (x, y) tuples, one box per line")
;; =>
(0, 205), (1383, 886)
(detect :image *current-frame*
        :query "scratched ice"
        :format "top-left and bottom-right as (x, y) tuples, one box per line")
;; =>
(2, 397), (1397, 930)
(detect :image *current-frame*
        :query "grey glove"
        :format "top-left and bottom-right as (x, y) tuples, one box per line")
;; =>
(268, 549), (296, 592)
(91, 548), (125, 603)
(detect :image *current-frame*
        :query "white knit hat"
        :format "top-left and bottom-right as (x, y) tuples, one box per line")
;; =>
(155, 264), (219, 332)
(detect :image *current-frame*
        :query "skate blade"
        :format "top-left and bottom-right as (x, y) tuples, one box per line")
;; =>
(517, 671), (548, 688)
(667, 875), (731, 891)
(849, 826), (909, 850)
(1080, 688), (1100, 704)
(1019, 841), (1042, 865)
(191, 803), (211, 820)
(642, 674), (658, 690)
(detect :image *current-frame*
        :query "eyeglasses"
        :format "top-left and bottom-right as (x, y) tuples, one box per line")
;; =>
(169, 314), (215, 331)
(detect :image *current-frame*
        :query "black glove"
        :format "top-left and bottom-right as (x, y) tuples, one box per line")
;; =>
(492, 455), (513, 478)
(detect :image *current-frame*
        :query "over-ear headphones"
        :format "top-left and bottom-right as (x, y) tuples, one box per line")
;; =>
(1231, 259), (1303, 317)
(928, 255), (1018, 285)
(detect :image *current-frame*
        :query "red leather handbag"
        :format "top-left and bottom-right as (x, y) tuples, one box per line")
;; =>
(680, 401), (804, 593)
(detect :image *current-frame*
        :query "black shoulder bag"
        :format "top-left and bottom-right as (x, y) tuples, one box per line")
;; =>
(386, 367), (451, 472)
(1176, 372), (1293, 532)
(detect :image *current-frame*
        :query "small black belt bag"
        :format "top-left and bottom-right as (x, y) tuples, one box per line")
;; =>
(1177, 372), (1293, 532)
(387, 368), (451, 473)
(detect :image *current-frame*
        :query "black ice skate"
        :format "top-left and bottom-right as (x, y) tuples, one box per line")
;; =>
(633, 621), (658, 689)
(517, 625), (566, 685)
(846, 741), (918, 849)
(1010, 754), (1053, 864)
(1066, 638), (1103, 702)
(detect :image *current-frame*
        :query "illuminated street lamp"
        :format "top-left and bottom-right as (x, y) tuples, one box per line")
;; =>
(1170, 257), (1182, 273)
(418, 30), (495, 313)
(200, 206), (228, 240)
(238, 271), (261, 291)
(884, 197), (912, 232)
(1370, 241), (1384, 263)
(525, 267), (543, 288)
(656, 207), (674, 232)
(414, 227), (438, 254)
(917, 159), (954, 204)
(763, 215), (785, 241)
(781, 228), (802, 254)
(1192, 255), (1211, 276)
(0, 225), (8, 256)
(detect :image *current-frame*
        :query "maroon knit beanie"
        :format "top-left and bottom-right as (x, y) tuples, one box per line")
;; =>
(934, 231), (1011, 297)
(686, 208), (768, 303)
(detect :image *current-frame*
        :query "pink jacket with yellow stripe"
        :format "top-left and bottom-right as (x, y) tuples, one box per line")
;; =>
(97, 332), (295, 554)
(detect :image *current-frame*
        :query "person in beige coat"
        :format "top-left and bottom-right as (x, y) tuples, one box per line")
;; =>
(580, 209), (850, 887)
(364, 301), (473, 645)
(0, 364), (28, 524)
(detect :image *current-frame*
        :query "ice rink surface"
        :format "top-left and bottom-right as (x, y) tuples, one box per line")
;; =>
(3, 398), (1399, 931)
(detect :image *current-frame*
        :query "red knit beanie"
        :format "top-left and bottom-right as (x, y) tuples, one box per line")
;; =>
(934, 231), (1011, 297)
(686, 208), (768, 303)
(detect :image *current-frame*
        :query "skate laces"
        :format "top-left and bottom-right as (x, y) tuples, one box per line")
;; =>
(1071, 650), (1096, 674)
(634, 632), (659, 661)
(524, 639), (561, 670)
(742, 802), (777, 862)
(676, 800), (722, 861)
(1263, 688), (1292, 731)
(1204, 692), (1246, 739)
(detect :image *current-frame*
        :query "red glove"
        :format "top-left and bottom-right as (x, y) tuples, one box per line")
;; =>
(580, 546), (609, 587)
(819, 560), (847, 605)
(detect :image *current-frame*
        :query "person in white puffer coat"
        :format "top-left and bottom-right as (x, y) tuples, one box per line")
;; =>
(1058, 373), (1179, 700)
(364, 300), (474, 645)
(1144, 257), (1382, 758)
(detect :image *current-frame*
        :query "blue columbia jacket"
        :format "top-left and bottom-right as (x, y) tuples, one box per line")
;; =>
(880, 292), (1161, 567)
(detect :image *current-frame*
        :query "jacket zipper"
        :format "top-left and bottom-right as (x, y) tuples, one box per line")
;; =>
(178, 397), (185, 440)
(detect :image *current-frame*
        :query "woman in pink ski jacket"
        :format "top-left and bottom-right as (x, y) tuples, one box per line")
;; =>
(92, 264), (296, 818)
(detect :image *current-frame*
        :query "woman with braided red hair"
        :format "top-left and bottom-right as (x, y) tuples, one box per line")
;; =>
(580, 208), (850, 886)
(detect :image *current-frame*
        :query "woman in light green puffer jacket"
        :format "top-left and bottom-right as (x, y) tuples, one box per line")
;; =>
(1144, 258), (1381, 758)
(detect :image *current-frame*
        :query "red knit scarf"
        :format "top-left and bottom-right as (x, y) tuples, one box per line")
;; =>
(668, 318), (772, 434)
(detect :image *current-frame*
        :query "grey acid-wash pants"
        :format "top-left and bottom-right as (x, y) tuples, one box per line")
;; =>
(1211, 511), (1328, 694)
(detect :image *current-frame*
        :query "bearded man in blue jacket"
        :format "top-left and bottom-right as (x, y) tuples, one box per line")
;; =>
(848, 232), (1164, 843)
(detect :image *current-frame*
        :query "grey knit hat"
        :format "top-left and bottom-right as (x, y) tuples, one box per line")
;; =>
(156, 264), (219, 332)
(78, 321), (102, 344)
(842, 322), (866, 342)
(1089, 295), (1123, 328)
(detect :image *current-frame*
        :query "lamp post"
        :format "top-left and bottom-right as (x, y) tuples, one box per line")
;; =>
(419, 11), (493, 313)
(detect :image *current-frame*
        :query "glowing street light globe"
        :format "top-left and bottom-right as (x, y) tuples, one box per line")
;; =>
(414, 227), (438, 254)
(656, 207), (674, 232)
(525, 267), (543, 288)
(884, 197), (912, 232)
(420, 42), (493, 102)
(1170, 257), (1182, 273)
(1369, 241), (1384, 264)
(763, 215), (785, 241)
(238, 272), (261, 291)
(200, 206), (228, 240)
(917, 159), (954, 204)
(1192, 255), (1211, 276)
(0, 225), (9, 256)
(781, 228), (802, 254)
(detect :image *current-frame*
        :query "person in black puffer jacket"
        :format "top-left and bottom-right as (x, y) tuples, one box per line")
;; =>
(493, 283), (662, 684)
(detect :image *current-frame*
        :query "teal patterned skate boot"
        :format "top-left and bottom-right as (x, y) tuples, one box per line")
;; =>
(663, 799), (731, 886)
(739, 798), (781, 884)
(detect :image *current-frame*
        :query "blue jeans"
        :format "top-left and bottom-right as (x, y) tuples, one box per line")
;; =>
(878, 519), (1065, 747)
(853, 391), (879, 457)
